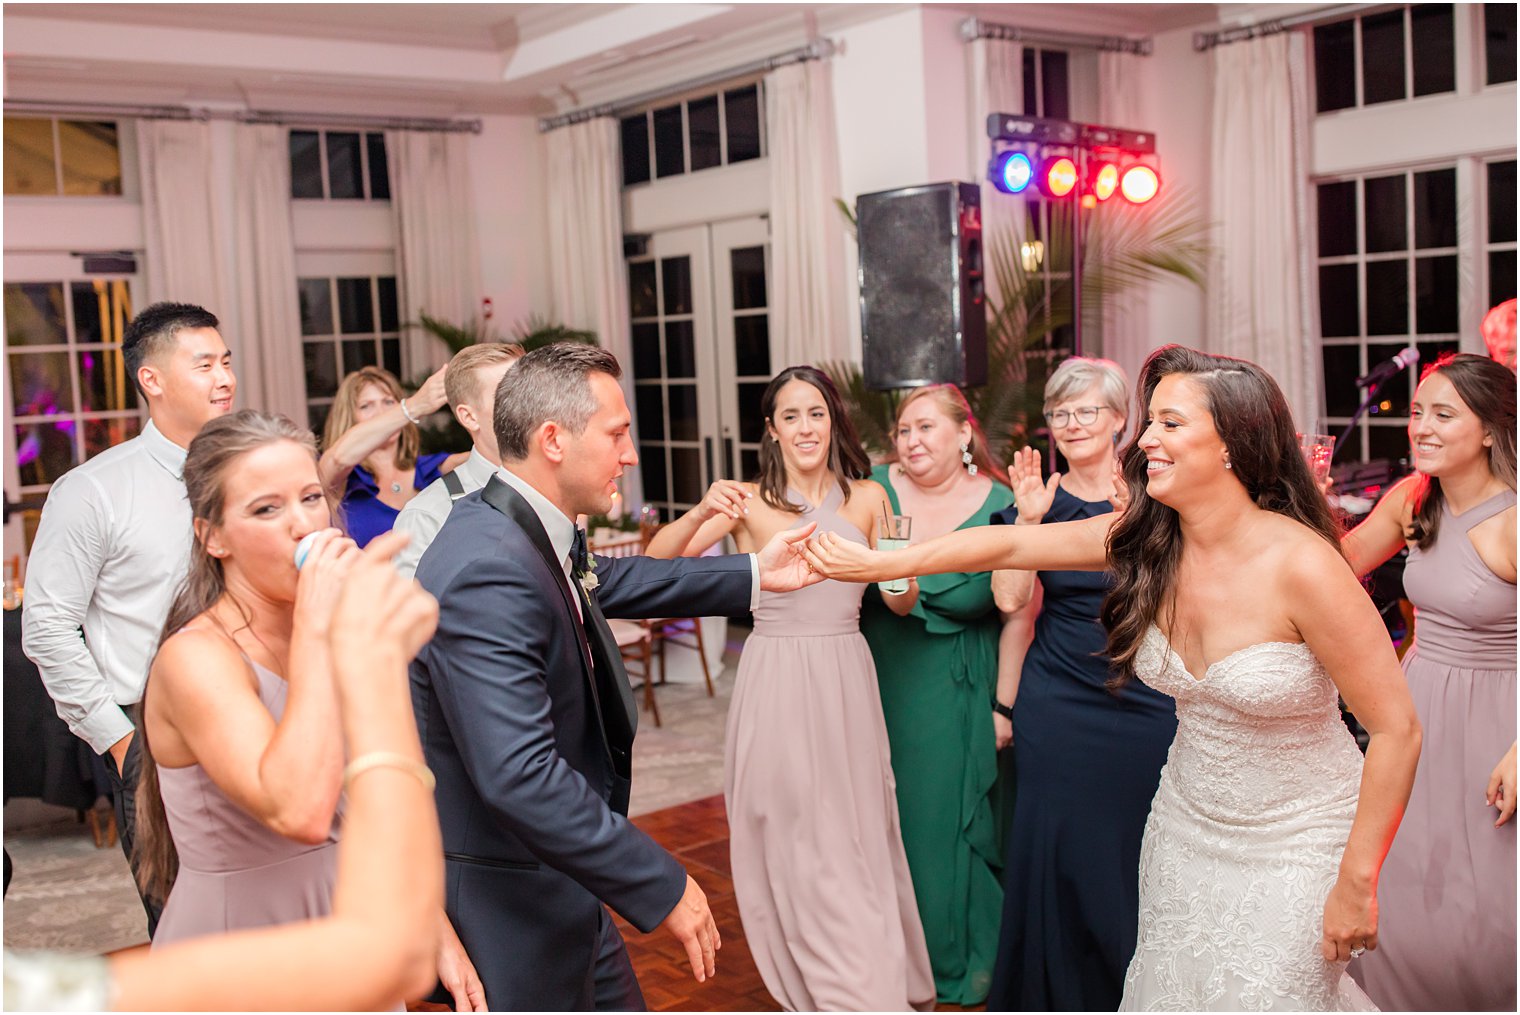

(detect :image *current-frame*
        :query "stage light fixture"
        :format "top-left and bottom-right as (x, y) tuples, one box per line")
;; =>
(1091, 162), (1120, 202)
(1041, 156), (1078, 199)
(1120, 164), (1161, 204)
(989, 150), (1033, 194)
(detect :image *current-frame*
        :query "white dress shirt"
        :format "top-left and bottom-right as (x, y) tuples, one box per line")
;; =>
(393, 448), (499, 580)
(495, 467), (761, 614)
(21, 420), (192, 754)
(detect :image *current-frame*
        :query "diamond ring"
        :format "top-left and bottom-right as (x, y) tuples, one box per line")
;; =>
(1350, 946), (1365, 958)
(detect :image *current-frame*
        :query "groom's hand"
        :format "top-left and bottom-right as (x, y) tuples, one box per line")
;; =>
(661, 874), (721, 983)
(756, 521), (824, 592)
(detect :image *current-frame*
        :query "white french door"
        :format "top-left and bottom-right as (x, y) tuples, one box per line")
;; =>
(628, 216), (772, 520)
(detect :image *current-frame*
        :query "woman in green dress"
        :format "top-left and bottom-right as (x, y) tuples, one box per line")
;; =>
(859, 384), (1019, 1005)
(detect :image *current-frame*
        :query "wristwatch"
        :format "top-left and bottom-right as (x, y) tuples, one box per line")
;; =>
(992, 700), (1014, 721)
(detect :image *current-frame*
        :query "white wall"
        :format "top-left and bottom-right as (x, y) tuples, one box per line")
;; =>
(470, 115), (552, 334)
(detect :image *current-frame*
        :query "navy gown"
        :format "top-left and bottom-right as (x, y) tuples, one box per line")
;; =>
(987, 487), (1176, 1011)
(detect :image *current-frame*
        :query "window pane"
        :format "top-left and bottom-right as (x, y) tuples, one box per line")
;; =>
(740, 448), (760, 482)
(5, 117), (57, 195)
(10, 351), (75, 414)
(665, 320), (696, 379)
(336, 277), (375, 334)
(653, 104), (684, 179)
(1314, 21), (1357, 112)
(734, 314), (771, 377)
(298, 278), (333, 336)
(58, 121), (121, 196)
(670, 446), (703, 505)
(325, 132), (364, 199)
(628, 261), (658, 319)
(632, 322), (661, 380)
(307, 403), (330, 437)
(1491, 250), (1517, 307)
(78, 347), (137, 412)
(304, 343), (340, 398)
(621, 114), (651, 187)
(366, 133), (390, 200)
(1413, 168), (1457, 249)
(1319, 265), (1360, 337)
(1410, 5), (1455, 96)
(15, 421), (77, 486)
(639, 443), (668, 502)
(1489, 160), (1517, 244)
(1317, 181), (1358, 257)
(376, 276), (399, 333)
(1022, 49), (1039, 116)
(1363, 174), (1407, 253)
(725, 85), (761, 163)
(737, 381), (768, 443)
(290, 130), (324, 199)
(1487, 2), (1518, 85)
(70, 282), (105, 346)
(1322, 345), (1361, 416)
(1040, 50), (1071, 121)
(1365, 260), (1409, 335)
(668, 383), (699, 441)
(5, 283), (67, 347)
(688, 95), (721, 172)
(1368, 342), (1413, 414)
(661, 257), (692, 316)
(635, 386), (665, 441)
(731, 246), (768, 309)
(1415, 339), (1460, 382)
(1414, 256), (1458, 333)
(380, 338), (402, 379)
(83, 417), (140, 462)
(341, 338), (379, 374)
(1367, 424), (1411, 466)
(1361, 11), (1407, 105)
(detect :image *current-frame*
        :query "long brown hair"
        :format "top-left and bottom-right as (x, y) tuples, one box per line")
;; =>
(1407, 352), (1518, 549)
(135, 410), (320, 904)
(891, 383), (1005, 481)
(322, 366), (418, 471)
(754, 365), (871, 512)
(1100, 345), (1341, 685)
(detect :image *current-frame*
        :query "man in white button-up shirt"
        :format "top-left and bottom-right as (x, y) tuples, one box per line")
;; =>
(393, 341), (523, 580)
(22, 302), (236, 931)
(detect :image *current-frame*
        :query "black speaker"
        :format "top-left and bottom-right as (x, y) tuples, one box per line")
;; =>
(858, 181), (986, 390)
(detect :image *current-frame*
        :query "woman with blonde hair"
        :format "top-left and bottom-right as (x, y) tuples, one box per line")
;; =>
(858, 383), (1015, 1005)
(320, 364), (467, 546)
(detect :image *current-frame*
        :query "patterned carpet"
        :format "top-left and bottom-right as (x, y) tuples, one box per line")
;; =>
(2, 637), (743, 955)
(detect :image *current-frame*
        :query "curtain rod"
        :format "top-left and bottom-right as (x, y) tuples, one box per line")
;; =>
(538, 37), (836, 132)
(960, 17), (1152, 56)
(1192, 4), (1387, 51)
(2, 99), (482, 134)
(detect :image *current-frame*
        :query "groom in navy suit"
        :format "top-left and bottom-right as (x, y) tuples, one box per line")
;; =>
(411, 343), (819, 1010)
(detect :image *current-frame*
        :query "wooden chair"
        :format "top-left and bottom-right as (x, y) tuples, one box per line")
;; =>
(590, 532), (661, 726)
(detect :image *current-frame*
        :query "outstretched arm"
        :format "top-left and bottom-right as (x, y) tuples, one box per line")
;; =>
(1341, 475), (1417, 579)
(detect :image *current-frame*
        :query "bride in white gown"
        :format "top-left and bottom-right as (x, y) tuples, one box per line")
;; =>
(803, 345), (1423, 1011)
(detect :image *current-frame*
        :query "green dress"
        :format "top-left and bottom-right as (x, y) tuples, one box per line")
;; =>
(859, 465), (1015, 1005)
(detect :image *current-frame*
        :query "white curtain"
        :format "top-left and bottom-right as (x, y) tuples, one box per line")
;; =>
(765, 59), (848, 368)
(136, 120), (227, 322)
(231, 124), (305, 423)
(388, 130), (481, 374)
(543, 116), (639, 505)
(968, 36), (1025, 311)
(1207, 32), (1319, 432)
(1097, 49), (1153, 382)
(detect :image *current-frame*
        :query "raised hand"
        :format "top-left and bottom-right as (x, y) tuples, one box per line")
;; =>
(695, 480), (752, 522)
(1008, 447), (1059, 525)
(800, 529), (891, 583)
(661, 874), (722, 983)
(408, 363), (451, 419)
(1107, 455), (1131, 514)
(294, 528), (362, 640)
(756, 522), (824, 592)
(328, 529), (439, 666)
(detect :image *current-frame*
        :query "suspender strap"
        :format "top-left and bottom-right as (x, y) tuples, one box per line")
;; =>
(442, 470), (466, 500)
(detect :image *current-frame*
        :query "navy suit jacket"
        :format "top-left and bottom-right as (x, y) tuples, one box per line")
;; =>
(411, 476), (752, 1010)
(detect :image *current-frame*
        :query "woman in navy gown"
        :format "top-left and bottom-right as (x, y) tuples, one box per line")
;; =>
(987, 358), (1176, 1011)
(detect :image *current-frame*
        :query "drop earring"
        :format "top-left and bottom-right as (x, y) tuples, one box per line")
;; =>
(961, 441), (978, 476)
(1224, 457), (1233, 470)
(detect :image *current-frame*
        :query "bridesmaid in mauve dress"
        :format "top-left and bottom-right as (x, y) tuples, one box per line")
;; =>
(645, 367), (933, 1010)
(1343, 354), (1517, 1011)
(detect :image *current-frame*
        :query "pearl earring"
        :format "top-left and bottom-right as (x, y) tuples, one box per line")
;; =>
(960, 441), (978, 476)
(1224, 459), (1233, 470)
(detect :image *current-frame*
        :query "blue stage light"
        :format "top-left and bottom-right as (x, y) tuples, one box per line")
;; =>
(990, 151), (1033, 194)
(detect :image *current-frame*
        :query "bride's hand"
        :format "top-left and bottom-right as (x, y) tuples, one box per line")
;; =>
(1320, 875), (1378, 963)
(801, 530), (892, 582)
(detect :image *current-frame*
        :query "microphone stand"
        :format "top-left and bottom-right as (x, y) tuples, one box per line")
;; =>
(1332, 373), (1392, 463)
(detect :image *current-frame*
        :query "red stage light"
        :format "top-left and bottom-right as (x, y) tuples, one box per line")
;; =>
(1091, 162), (1120, 202)
(1120, 164), (1161, 204)
(1042, 157), (1078, 198)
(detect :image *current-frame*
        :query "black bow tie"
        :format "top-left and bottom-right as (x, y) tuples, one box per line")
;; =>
(571, 526), (590, 578)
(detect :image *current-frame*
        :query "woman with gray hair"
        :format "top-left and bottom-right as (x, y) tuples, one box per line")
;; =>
(983, 356), (1178, 1010)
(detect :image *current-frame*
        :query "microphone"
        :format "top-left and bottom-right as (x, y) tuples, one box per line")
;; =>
(1356, 346), (1419, 388)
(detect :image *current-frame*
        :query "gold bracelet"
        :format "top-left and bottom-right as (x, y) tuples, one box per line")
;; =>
(343, 751), (435, 792)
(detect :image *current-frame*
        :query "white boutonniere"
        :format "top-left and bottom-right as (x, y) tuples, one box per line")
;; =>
(578, 555), (599, 593)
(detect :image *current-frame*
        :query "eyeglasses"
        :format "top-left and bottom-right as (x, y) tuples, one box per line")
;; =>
(1045, 405), (1108, 428)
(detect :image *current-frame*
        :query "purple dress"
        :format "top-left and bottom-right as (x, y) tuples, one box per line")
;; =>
(152, 659), (340, 946)
(1354, 490), (1516, 1011)
(340, 451), (449, 548)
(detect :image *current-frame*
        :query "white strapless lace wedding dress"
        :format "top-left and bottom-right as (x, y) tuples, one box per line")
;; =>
(1119, 626), (1377, 1012)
